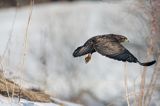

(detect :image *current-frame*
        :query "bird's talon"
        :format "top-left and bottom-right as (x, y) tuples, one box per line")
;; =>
(85, 54), (91, 63)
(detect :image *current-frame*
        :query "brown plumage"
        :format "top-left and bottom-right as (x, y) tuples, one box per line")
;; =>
(73, 34), (156, 66)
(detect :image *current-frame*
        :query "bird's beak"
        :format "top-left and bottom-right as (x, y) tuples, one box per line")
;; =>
(125, 39), (129, 43)
(85, 53), (92, 63)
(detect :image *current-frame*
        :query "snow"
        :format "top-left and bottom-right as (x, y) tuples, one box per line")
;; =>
(0, 0), (158, 106)
(0, 95), (82, 106)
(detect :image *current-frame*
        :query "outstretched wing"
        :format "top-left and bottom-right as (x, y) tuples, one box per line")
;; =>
(93, 40), (138, 63)
(93, 39), (125, 56)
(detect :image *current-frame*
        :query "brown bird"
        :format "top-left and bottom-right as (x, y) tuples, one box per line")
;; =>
(73, 34), (156, 66)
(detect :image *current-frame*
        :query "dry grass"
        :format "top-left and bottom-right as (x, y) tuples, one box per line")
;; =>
(138, 0), (160, 106)
(124, 62), (130, 106)
(18, 0), (34, 90)
(122, 0), (160, 106)
(0, 72), (54, 102)
(0, 0), (55, 103)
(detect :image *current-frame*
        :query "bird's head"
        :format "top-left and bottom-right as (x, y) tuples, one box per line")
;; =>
(115, 35), (129, 43)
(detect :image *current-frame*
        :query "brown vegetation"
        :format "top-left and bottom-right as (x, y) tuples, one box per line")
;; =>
(0, 73), (54, 102)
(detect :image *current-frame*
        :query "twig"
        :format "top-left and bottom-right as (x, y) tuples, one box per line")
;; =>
(18, 0), (34, 102)
(124, 62), (130, 106)
(138, 66), (147, 106)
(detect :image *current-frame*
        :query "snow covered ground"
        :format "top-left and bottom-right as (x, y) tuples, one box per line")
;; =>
(0, 0), (158, 106)
(0, 95), (82, 106)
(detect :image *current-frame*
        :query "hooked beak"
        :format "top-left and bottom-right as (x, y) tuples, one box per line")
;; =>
(125, 39), (129, 43)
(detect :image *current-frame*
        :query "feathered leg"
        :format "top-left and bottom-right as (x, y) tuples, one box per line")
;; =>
(85, 53), (92, 63)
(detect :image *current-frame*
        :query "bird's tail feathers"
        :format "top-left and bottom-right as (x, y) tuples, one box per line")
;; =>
(112, 49), (156, 66)
(138, 60), (156, 66)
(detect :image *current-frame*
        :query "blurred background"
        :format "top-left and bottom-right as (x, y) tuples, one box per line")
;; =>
(0, 0), (160, 106)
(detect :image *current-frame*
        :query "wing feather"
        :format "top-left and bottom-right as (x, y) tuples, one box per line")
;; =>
(94, 40), (125, 57)
(93, 38), (138, 63)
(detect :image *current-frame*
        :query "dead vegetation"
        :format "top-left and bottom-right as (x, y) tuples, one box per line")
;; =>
(138, 0), (160, 106)
(0, 0), (55, 103)
(124, 0), (160, 106)
(0, 72), (54, 102)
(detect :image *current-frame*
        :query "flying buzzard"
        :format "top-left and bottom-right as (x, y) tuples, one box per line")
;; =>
(73, 34), (156, 66)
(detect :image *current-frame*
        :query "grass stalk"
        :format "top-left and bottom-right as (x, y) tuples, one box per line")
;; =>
(124, 62), (130, 106)
(18, 0), (34, 101)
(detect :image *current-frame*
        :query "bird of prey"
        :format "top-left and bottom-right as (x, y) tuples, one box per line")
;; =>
(73, 34), (156, 66)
